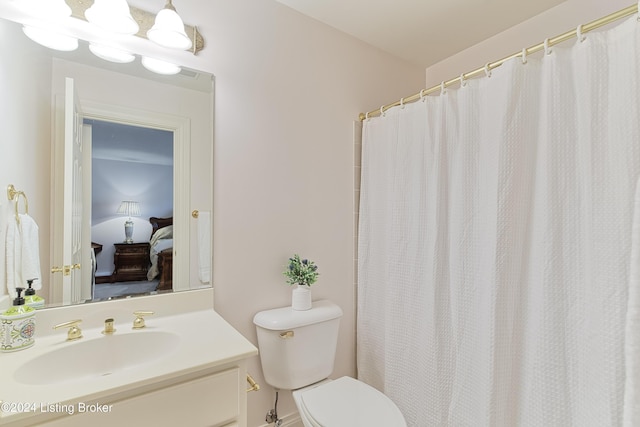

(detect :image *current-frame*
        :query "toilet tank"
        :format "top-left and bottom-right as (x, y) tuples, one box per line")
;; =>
(253, 300), (343, 390)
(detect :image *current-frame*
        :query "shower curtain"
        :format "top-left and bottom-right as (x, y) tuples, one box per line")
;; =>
(357, 16), (640, 427)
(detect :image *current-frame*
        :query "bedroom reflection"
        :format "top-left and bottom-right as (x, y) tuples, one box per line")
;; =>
(87, 119), (174, 301)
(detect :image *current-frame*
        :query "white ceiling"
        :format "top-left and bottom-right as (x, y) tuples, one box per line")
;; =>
(88, 119), (173, 166)
(275, 0), (567, 68)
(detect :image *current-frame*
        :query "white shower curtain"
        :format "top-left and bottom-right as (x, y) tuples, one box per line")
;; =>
(358, 16), (640, 427)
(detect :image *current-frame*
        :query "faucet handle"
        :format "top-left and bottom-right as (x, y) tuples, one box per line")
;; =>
(53, 319), (83, 341)
(132, 311), (154, 329)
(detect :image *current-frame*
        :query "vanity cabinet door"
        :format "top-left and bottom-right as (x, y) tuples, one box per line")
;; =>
(42, 368), (240, 427)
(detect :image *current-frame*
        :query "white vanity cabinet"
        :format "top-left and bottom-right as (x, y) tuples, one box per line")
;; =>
(41, 365), (248, 427)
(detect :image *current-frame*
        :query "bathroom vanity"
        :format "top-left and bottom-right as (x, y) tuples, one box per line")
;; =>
(0, 289), (257, 427)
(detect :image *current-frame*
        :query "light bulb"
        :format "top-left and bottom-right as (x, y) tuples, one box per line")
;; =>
(23, 26), (78, 51)
(89, 44), (136, 63)
(85, 0), (139, 35)
(147, 2), (192, 50)
(141, 57), (181, 75)
(19, 0), (71, 19)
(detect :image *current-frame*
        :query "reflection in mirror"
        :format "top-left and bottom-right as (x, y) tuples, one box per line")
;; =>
(88, 119), (173, 301)
(0, 15), (213, 309)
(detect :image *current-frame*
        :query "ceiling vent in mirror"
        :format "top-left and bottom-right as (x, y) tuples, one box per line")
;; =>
(179, 68), (199, 78)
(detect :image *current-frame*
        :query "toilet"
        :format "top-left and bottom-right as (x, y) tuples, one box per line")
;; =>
(253, 300), (406, 427)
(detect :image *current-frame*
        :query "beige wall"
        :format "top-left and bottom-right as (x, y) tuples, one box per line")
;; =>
(425, 0), (633, 88)
(202, 2), (424, 424)
(129, 0), (426, 425)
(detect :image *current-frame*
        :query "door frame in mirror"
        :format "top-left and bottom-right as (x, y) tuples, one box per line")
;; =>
(51, 97), (191, 306)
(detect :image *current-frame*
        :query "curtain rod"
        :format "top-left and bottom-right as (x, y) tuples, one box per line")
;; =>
(359, 3), (638, 121)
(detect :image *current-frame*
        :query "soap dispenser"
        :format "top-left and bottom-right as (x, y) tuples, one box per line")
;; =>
(24, 278), (45, 309)
(0, 287), (36, 352)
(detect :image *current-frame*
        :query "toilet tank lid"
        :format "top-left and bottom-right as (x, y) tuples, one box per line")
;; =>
(253, 300), (343, 330)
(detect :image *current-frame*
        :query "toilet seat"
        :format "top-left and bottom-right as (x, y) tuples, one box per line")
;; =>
(296, 376), (406, 427)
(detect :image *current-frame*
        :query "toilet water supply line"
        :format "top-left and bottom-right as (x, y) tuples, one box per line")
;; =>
(266, 391), (282, 426)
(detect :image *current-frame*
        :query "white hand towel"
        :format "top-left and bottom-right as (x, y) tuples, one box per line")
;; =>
(5, 215), (18, 298)
(5, 213), (42, 299)
(197, 211), (211, 284)
(624, 176), (640, 426)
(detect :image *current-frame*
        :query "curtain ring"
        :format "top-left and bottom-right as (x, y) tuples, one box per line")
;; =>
(380, 106), (385, 117)
(576, 24), (585, 42)
(440, 81), (446, 95)
(400, 97), (405, 109)
(484, 63), (492, 78)
(521, 48), (528, 64)
(365, 112), (370, 120)
(459, 73), (467, 87)
(544, 38), (552, 55)
(420, 89), (426, 102)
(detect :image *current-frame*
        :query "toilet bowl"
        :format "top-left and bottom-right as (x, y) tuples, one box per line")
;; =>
(253, 300), (406, 426)
(292, 377), (406, 427)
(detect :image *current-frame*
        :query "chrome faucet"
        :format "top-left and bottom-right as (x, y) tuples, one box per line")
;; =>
(53, 319), (82, 341)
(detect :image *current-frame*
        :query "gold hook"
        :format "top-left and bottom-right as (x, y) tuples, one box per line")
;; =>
(7, 184), (18, 201)
(7, 185), (28, 224)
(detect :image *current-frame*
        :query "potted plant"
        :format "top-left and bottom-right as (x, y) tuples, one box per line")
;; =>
(283, 254), (319, 310)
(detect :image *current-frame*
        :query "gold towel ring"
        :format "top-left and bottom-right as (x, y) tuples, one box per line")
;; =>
(7, 184), (28, 224)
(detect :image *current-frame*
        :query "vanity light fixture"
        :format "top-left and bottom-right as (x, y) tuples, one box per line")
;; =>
(141, 56), (181, 75)
(84, 0), (139, 35)
(117, 201), (141, 244)
(17, 0), (205, 54)
(89, 44), (136, 64)
(147, 0), (192, 50)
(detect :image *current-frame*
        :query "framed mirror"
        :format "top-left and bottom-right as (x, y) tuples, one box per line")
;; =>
(0, 14), (213, 308)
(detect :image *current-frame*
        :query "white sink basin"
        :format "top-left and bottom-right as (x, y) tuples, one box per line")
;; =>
(14, 331), (180, 385)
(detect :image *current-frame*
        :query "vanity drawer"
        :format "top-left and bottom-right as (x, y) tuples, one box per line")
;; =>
(42, 368), (240, 427)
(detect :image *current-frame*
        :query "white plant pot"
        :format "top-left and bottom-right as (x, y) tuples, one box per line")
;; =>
(292, 284), (312, 311)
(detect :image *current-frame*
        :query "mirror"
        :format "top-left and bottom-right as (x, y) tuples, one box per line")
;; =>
(0, 15), (213, 308)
